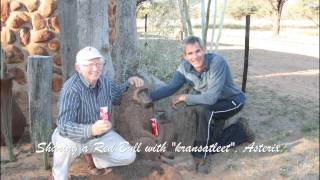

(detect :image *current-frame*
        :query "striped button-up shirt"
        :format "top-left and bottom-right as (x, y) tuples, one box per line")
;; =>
(56, 72), (128, 143)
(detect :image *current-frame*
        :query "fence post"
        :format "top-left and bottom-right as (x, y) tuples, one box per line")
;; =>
(27, 55), (52, 170)
(242, 15), (250, 93)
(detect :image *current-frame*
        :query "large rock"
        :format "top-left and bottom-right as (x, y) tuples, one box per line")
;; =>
(19, 27), (30, 46)
(1, 0), (10, 22)
(143, 164), (183, 180)
(10, 0), (22, 11)
(52, 74), (63, 92)
(53, 66), (62, 75)
(30, 29), (55, 43)
(48, 16), (60, 32)
(38, 0), (56, 18)
(4, 45), (24, 64)
(52, 53), (62, 66)
(48, 39), (60, 51)
(27, 44), (49, 55)
(8, 67), (26, 85)
(6, 11), (30, 28)
(20, 0), (39, 12)
(0, 80), (27, 145)
(1, 27), (16, 44)
(31, 13), (46, 30)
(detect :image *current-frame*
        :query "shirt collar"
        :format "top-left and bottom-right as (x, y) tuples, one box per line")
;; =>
(78, 73), (100, 89)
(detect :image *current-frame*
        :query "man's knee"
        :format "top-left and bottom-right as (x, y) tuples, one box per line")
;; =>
(113, 151), (136, 165)
(118, 151), (136, 165)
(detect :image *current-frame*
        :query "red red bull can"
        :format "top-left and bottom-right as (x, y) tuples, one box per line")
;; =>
(150, 118), (159, 136)
(99, 106), (109, 121)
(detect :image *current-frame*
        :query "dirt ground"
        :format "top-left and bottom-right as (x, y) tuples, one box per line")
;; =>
(1, 24), (319, 180)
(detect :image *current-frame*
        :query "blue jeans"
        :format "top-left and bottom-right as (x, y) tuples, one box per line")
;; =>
(191, 93), (248, 158)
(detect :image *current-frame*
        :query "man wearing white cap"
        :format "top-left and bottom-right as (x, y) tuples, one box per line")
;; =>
(50, 47), (143, 179)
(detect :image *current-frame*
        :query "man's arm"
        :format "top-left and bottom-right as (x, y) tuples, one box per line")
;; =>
(185, 56), (227, 105)
(110, 81), (129, 105)
(57, 89), (92, 143)
(149, 71), (186, 101)
(110, 76), (144, 105)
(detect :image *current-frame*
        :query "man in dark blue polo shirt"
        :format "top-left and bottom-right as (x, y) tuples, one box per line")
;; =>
(149, 36), (255, 174)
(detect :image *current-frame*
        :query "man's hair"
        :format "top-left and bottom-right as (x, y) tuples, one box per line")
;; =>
(182, 36), (204, 51)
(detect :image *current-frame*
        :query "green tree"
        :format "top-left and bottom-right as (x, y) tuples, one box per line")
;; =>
(298, 0), (319, 26)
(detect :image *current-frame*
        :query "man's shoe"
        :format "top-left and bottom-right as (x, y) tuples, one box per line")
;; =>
(194, 157), (212, 174)
(88, 167), (112, 176)
(239, 117), (255, 143)
(84, 154), (112, 175)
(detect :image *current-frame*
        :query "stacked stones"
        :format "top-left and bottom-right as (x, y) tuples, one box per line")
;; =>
(1, 0), (62, 91)
(1, 0), (62, 119)
(1, 0), (117, 120)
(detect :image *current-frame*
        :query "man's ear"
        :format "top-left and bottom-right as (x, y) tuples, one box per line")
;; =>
(181, 51), (186, 60)
(75, 64), (80, 72)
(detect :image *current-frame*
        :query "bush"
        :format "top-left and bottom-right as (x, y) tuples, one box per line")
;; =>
(226, 0), (273, 19)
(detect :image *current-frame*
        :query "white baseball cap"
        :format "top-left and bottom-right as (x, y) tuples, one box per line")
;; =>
(76, 46), (104, 64)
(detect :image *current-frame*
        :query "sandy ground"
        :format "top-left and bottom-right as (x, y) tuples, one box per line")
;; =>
(1, 25), (319, 179)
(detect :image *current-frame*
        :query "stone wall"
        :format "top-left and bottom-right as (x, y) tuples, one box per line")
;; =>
(1, 0), (117, 125)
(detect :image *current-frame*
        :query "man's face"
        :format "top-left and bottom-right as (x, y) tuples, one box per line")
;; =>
(183, 42), (205, 72)
(75, 58), (104, 85)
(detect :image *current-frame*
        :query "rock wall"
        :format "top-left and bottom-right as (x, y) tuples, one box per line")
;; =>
(1, 0), (117, 126)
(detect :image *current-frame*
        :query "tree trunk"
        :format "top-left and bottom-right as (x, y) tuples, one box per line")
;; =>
(215, 0), (227, 52)
(178, 0), (188, 38)
(268, 0), (287, 37)
(273, 11), (281, 37)
(58, 0), (115, 81)
(202, 0), (212, 49)
(182, 0), (193, 36)
(201, 0), (206, 41)
(209, 0), (217, 51)
(113, 0), (139, 82)
(27, 55), (52, 169)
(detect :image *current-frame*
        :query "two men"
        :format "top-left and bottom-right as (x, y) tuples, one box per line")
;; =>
(51, 35), (254, 178)
(51, 47), (143, 179)
(149, 36), (254, 173)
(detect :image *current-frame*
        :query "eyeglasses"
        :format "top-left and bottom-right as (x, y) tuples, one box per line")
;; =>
(82, 63), (105, 69)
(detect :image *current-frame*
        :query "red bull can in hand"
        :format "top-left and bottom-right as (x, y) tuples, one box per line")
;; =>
(100, 106), (109, 121)
(150, 118), (159, 136)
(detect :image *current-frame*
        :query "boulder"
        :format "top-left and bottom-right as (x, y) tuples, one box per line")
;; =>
(6, 11), (30, 28)
(10, 0), (22, 11)
(48, 39), (60, 51)
(1, 27), (16, 44)
(48, 16), (60, 32)
(27, 44), (49, 55)
(52, 53), (62, 66)
(4, 45), (24, 64)
(38, 0), (57, 18)
(8, 67), (26, 85)
(21, 0), (39, 12)
(1, 0), (10, 22)
(19, 27), (31, 46)
(52, 74), (63, 92)
(31, 13), (46, 30)
(30, 29), (55, 43)
(0, 78), (27, 145)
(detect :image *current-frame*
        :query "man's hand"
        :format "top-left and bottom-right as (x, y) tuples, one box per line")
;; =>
(128, 76), (144, 88)
(171, 94), (187, 109)
(91, 120), (112, 136)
